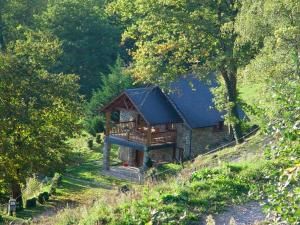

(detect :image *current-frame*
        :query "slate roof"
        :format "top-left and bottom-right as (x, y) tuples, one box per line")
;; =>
(124, 86), (183, 125)
(167, 77), (223, 128)
(103, 77), (246, 128)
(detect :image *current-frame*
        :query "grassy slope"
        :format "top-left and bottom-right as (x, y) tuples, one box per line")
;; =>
(1, 133), (128, 225)
(52, 132), (271, 225)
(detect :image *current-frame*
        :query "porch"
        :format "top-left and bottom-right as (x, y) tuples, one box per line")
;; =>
(110, 121), (177, 145)
(101, 87), (183, 173)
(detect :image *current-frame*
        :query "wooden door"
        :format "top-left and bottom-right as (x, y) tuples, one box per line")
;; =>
(135, 150), (144, 167)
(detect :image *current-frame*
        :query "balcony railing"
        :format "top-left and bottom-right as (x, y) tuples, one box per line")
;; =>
(110, 121), (176, 145)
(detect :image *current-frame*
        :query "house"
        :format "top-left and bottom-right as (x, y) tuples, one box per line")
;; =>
(101, 77), (244, 171)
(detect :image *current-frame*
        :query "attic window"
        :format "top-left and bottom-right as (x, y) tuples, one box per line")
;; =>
(213, 121), (224, 132)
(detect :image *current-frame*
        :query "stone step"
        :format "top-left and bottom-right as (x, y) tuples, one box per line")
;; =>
(102, 166), (144, 183)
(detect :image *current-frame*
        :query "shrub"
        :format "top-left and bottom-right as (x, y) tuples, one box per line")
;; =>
(95, 133), (103, 144)
(25, 197), (37, 208)
(38, 193), (45, 204)
(38, 192), (49, 204)
(22, 176), (43, 205)
(50, 173), (62, 195)
(87, 139), (93, 149)
(42, 192), (50, 201)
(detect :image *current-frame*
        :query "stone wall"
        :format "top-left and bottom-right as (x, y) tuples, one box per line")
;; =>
(176, 123), (191, 159)
(175, 124), (232, 159)
(149, 148), (174, 163)
(190, 126), (232, 157)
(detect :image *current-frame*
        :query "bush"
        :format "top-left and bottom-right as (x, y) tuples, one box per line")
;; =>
(22, 176), (43, 205)
(95, 133), (103, 144)
(42, 192), (50, 201)
(38, 192), (49, 204)
(25, 197), (37, 208)
(87, 139), (93, 149)
(38, 193), (45, 204)
(50, 173), (62, 195)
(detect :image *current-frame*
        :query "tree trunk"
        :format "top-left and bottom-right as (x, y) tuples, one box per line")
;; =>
(11, 180), (23, 209)
(221, 68), (243, 144)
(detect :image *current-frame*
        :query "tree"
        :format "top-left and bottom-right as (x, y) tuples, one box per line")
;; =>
(0, 0), (48, 51)
(0, 30), (82, 202)
(85, 56), (135, 135)
(38, 0), (121, 97)
(108, 0), (257, 143)
(237, 0), (300, 223)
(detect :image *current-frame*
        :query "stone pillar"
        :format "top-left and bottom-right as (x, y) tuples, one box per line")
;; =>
(142, 148), (150, 170)
(103, 138), (110, 171)
(128, 148), (136, 166)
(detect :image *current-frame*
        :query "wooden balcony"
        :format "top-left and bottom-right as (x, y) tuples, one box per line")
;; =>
(110, 121), (176, 145)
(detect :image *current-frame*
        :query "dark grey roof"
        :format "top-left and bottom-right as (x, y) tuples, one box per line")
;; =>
(166, 77), (223, 128)
(125, 86), (183, 125)
(167, 77), (246, 128)
(121, 77), (246, 129)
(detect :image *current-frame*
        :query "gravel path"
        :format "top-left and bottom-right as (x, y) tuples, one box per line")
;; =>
(201, 201), (266, 225)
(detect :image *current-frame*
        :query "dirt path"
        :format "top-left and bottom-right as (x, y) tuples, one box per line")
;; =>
(200, 202), (266, 225)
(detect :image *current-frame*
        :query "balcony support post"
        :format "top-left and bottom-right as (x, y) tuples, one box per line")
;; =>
(146, 125), (151, 146)
(105, 111), (111, 136)
(103, 138), (111, 171)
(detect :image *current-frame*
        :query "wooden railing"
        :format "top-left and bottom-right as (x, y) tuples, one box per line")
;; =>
(110, 121), (176, 145)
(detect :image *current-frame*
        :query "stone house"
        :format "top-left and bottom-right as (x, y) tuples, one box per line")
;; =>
(101, 77), (245, 171)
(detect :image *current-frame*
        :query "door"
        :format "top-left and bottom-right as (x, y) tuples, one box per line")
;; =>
(135, 150), (144, 167)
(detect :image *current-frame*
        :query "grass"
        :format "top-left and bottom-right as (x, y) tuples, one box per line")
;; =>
(69, 160), (271, 225)
(1, 132), (129, 224)
(51, 132), (271, 225)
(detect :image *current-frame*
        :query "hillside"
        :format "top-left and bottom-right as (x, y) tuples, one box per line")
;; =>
(43, 132), (271, 225)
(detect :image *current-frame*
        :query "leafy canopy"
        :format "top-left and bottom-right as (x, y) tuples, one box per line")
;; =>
(0, 30), (82, 193)
(38, 0), (121, 97)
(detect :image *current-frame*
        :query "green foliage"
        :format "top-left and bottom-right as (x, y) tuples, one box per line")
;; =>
(50, 173), (62, 195)
(0, 30), (82, 196)
(22, 176), (43, 205)
(25, 197), (37, 208)
(0, 0), (48, 49)
(61, 161), (268, 225)
(38, 192), (49, 204)
(84, 57), (135, 135)
(108, 0), (259, 140)
(237, 1), (300, 223)
(87, 139), (93, 149)
(38, 0), (121, 96)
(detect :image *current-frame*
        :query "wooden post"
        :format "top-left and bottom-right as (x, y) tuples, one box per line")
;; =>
(103, 138), (110, 171)
(143, 148), (150, 171)
(105, 111), (111, 136)
(172, 145), (176, 161)
(146, 125), (152, 146)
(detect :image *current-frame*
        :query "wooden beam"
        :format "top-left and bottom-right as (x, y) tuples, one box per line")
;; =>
(146, 125), (152, 146)
(105, 111), (111, 136)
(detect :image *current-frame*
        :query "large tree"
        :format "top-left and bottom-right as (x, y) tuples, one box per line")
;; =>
(0, 31), (81, 201)
(237, 1), (300, 223)
(108, 0), (256, 142)
(0, 0), (48, 51)
(38, 0), (121, 97)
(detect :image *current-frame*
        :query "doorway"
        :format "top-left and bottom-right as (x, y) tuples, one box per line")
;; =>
(135, 150), (144, 167)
